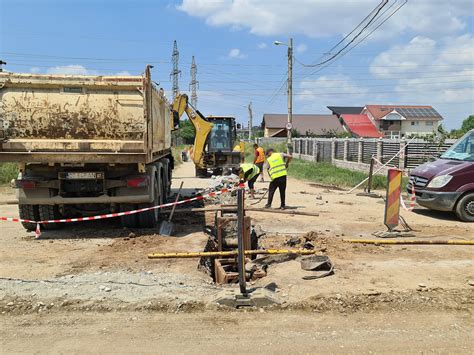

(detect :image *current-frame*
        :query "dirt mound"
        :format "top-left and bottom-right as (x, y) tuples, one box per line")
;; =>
(260, 231), (383, 258)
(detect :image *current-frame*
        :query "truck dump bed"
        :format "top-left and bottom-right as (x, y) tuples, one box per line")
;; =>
(0, 66), (172, 164)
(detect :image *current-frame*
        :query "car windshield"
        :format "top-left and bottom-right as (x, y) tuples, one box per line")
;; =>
(441, 131), (474, 161)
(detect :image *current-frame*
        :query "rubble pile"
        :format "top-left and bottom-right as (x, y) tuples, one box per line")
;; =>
(202, 174), (240, 205)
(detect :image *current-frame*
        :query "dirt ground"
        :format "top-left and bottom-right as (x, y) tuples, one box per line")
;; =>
(0, 161), (473, 353)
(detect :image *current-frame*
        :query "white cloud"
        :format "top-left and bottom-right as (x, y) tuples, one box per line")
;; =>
(115, 70), (131, 76)
(296, 43), (308, 54)
(227, 48), (247, 59)
(295, 74), (368, 112)
(177, 0), (472, 38)
(30, 67), (40, 73)
(257, 42), (267, 49)
(370, 34), (474, 128)
(46, 65), (98, 75)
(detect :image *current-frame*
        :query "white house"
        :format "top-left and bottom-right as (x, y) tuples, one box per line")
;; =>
(362, 105), (443, 138)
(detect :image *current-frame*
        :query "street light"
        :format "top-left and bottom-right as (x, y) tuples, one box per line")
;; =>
(274, 38), (293, 154)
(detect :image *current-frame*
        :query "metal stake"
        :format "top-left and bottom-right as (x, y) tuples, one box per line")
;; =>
(237, 187), (247, 295)
(366, 156), (375, 193)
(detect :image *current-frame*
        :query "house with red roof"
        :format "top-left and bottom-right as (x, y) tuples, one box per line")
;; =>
(339, 114), (383, 138)
(362, 105), (443, 138)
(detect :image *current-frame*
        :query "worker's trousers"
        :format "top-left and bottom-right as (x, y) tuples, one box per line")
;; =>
(267, 175), (287, 207)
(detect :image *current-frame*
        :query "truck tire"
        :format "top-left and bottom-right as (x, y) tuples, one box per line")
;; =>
(18, 205), (40, 231)
(455, 192), (474, 222)
(120, 204), (138, 228)
(195, 167), (207, 178)
(161, 158), (171, 196)
(138, 177), (161, 228)
(38, 205), (62, 230)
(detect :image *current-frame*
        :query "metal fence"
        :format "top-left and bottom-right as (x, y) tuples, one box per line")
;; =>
(293, 137), (456, 171)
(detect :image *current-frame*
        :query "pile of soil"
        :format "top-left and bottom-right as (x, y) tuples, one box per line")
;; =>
(260, 231), (384, 258)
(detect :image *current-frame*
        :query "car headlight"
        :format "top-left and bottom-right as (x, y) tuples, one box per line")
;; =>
(427, 175), (453, 188)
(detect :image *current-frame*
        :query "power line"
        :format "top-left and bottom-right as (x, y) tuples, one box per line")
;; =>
(301, 0), (408, 79)
(297, 0), (390, 68)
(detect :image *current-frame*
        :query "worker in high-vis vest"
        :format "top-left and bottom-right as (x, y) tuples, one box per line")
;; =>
(253, 143), (265, 182)
(265, 148), (292, 209)
(238, 163), (260, 199)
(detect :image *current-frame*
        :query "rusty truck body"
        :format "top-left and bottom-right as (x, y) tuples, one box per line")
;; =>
(0, 66), (177, 229)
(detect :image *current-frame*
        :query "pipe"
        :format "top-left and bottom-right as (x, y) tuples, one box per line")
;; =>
(148, 249), (317, 259)
(344, 239), (474, 245)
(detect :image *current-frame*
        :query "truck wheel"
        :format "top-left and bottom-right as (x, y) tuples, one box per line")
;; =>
(161, 158), (171, 196)
(38, 205), (62, 230)
(195, 167), (207, 178)
(455, 192), (474, 222)
(18, 205), (40, 231)
(120, 204), (138, 228)
(138, 177), (161, 228)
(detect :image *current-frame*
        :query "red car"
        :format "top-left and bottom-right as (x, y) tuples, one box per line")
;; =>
(407, 129), (474, 222)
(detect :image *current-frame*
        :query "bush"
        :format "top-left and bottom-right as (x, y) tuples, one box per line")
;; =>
(0, 163), (18, 185)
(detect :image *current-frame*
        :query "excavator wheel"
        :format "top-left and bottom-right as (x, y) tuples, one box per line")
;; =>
(195, 167), (207, 178)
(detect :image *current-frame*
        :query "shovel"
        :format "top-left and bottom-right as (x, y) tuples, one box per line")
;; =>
(159, 181), (184, 236)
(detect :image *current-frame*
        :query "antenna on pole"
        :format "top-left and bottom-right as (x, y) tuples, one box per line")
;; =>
(189, 56), (199, 108)
(170, 40), (181, 100)
(248, 102), (253, 140)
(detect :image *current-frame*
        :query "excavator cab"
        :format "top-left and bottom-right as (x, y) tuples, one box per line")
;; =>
(203, 116), (242, 176)
(207, 117), (235, 152)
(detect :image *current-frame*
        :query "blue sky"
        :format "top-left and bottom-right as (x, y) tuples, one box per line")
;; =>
(1, 0), (473, 129)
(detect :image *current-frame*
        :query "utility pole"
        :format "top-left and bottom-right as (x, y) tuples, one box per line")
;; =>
(247, 102), (253, 141)
(189, 56), (198, 108)
(287, 38), (293, 154)
(170, 40), (181, 100)
(274, 38), (293, 154)
(0, 60), (6, 72)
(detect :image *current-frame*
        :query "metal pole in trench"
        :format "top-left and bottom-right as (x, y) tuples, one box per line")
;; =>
(237, 187), (247, 295)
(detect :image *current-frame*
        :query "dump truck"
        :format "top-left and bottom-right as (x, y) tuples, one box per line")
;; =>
(0, 65), (177, 230)
(172, 93), (243, 177)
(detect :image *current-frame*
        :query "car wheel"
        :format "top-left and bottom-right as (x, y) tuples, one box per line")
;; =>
(455, 192), (474, 222)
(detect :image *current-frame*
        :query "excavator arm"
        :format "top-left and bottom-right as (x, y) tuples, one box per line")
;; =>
(172, 94), (213, 168)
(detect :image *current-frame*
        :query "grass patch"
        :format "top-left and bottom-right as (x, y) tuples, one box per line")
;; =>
(0, 163), (18, 185)
(288, 160), (407, 190)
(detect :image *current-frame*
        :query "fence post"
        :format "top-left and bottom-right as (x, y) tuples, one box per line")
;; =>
(292, 139), (296, 154)
(377, 138), (383, 163)
(343, 138), (349, 161)
(313, 139), (318, 162)
(358, 138), (363, 163)
(399, 137), (406, 169)
(331, 138), (336, 163)
(305, 138), (309, 157)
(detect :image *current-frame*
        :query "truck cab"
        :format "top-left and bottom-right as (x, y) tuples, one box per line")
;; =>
(407, 130), (474, 221)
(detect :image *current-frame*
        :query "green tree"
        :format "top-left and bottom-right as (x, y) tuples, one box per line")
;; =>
(449, 115), (474, 138)
(177, 119), (195, 144)
(460, 115), (474, 133)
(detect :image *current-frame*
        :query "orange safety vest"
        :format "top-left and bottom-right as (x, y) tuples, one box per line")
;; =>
(255, 147), (265, 164)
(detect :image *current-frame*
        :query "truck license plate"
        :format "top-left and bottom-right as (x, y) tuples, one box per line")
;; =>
(61, 172), (104, 180)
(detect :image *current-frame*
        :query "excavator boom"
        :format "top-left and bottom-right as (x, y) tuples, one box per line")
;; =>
(172, 94), (213, 167)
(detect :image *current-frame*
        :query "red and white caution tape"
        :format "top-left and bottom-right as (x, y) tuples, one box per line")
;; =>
(400, 183), (416, 212)
(0, 184), (243, 237)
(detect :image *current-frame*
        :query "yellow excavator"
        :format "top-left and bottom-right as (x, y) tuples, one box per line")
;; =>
(172, 93), (244, 177)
